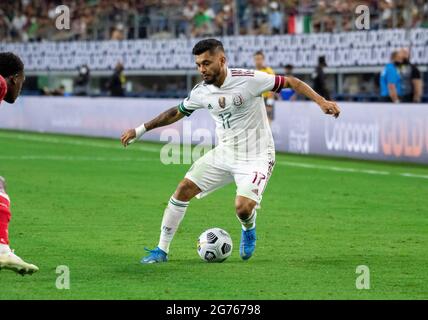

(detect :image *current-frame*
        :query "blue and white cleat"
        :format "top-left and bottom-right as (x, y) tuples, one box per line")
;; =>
(239, 227), (256, 260)
(140, 247), (168, 264)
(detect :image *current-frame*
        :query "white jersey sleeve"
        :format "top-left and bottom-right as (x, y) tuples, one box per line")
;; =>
(247, 70), (284, 97)
(178, 83), (205, 117)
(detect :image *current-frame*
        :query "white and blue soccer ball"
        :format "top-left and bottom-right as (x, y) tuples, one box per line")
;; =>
(197, 228), (233, 262)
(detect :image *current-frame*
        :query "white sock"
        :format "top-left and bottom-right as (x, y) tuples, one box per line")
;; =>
(237, 209), (257, 231)
(0, 243), (11, 254)
(157, 196), (189, 254)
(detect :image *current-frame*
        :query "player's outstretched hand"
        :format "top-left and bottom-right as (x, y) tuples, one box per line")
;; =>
(319, 100), (340, 118)
(121, 129), (137, 147)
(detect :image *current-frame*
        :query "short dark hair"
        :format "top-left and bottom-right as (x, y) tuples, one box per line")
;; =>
(254, 50), (264, 57)
(284, 64), (293, 69)
(318, 55), (327, 66)
(391, 51), (399, 60)
(0, 52), (24, 78)
(192, 39), (224, 55)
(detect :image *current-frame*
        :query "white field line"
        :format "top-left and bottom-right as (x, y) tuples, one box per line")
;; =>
(1, 155), (427, 180)
(1, 132), (428, 180)
(399, 173), (428, 179)
(0, 155), (153, 162)
(0, 132), (160, 153)
(277, 161), (390, 175)
(276, 161), (428, 180)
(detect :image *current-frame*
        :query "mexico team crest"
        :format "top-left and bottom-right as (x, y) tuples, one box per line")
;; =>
(218, 96), (226, 108)
(233, 93), (244, 106)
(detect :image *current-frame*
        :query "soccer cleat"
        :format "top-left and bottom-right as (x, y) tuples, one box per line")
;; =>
(0, 250), (39, 276)
(140, 247), (168, 264)
(240, 227), (256, 260)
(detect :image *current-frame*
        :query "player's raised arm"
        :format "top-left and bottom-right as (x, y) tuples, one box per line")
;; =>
(249, 70), (340, 118)
(283, 76), (340, 118)
(120, 105), (184, 147)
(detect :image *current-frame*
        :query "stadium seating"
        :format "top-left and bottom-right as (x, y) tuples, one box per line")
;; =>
(1, 29), (427, 71)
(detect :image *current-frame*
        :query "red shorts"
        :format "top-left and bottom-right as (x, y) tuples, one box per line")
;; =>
(0, 192), (11, 244)
(0, 192), (10, 211)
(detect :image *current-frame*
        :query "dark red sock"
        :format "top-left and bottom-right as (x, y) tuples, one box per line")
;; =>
(0, 193), (11, 245)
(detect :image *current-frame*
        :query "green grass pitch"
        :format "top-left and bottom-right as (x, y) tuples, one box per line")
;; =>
(0, 129), (427, 299)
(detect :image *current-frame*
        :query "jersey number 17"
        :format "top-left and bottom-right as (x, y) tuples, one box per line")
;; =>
(219, 112), (232, 129)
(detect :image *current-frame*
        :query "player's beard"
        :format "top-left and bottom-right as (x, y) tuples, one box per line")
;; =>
(203, 73), (217, 85)
(203, 77), (215, 85)
(203, 66), (221, 85)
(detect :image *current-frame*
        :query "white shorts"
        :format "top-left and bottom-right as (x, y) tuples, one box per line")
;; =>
(185, 147), (275, 204)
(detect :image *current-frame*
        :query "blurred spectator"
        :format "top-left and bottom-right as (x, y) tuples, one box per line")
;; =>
(192, 2), (215, 37)
(11, 10), (28, 41)
(180, 1), (197, 37)
(42, 85), (66, 96)
(312, 56), (330, 100)
(0, 10), (11, 41)
(27, 17), (40, 41)
(311, 0), (332, 33)
(281, 64), (297, 101)
(380, 51), (403, 103)
(108, 62), (126, 97)
(251, 1), (269, 35)
(379, 0), (395, 29)
(74, 65), (91, 96)
(284, 64), (293, 76)
(269, 2), (283, 34)
(399, 48), (423, 103)
(253, 50), (276, 123)
(214, 2), (235, 36)
(111, 24), (125, 40)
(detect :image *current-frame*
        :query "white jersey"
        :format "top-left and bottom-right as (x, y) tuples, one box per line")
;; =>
(179, 68), (283, 161)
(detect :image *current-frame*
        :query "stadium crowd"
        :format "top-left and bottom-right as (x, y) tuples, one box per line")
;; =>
(0, 0), (427, 42)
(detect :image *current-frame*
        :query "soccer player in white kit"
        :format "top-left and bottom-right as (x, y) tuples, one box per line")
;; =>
(121, 39), (340, 263)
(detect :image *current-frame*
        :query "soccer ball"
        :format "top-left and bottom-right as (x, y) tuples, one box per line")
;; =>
(197, 228), (233, 262)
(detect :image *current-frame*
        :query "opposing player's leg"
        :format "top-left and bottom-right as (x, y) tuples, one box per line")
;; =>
(0, 176), (39, 275)
(142, 148), (233, 264)
(233, 159), (275, 260)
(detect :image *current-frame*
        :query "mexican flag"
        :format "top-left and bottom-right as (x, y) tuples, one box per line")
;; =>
(288, 14), (312, 34)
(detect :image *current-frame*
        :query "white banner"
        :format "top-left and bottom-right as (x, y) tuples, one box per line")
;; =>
(0, 97), (428, 164)
(1, 29), (427, 70)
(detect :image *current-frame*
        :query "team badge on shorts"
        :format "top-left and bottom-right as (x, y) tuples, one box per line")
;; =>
(218, 96), (226, 108)
(233, 94), (244, 107)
